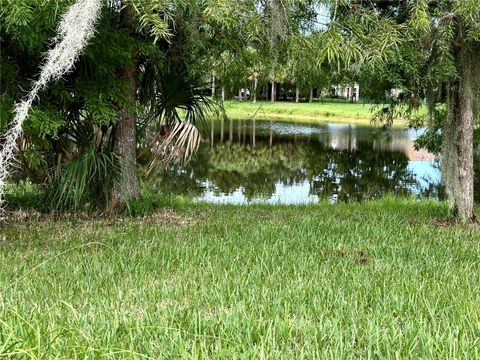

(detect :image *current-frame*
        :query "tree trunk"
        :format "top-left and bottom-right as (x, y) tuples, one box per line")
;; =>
(110, 7), (139, 209)
(271, 80), (276, 103)
(111, 93), (139, 204)
(238, 88), (243, 101)
(442, 39), (477, 223)
(295, 86), (300, 103)
(309, 88), (313, 103)
(111, 69), (140, 207)
(253, 74), (258, 103)
(211, 73), (216, 97)
(221, 87), (225, 102)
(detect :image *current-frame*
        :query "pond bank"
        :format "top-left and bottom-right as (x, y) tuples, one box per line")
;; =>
(1, 198), (479, 358)
(221, 100), (411, 127)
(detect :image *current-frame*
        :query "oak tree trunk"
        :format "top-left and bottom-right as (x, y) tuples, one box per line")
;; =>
(309, 88), (313, 103)
(442, 37), (477, 223)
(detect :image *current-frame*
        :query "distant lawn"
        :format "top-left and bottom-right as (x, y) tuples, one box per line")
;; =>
(221, 100), (412, 127)
(1, 198), (480, 358)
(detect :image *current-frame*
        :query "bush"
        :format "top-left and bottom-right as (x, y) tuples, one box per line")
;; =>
(3, 181), (187, 216)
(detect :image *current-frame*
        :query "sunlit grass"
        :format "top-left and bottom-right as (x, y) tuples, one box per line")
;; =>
(220, 100), (414, 128)
(1, 198), (479, 358)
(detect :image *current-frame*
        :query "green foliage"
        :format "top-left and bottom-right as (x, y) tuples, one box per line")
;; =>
(0, 0), (70, 53)
(333, 0), (479, 126)
(139, 64), (218, 128)
(410, 105), (446, 154)
(3, 180), (47, 211)
(48, 145), (120, 211)
(0, 1), (162, 211)
(84, 96), (118, 126)
(0, 96), (14, 133)
(23, 108), (65, 140)
(127, 0), (173, 44)
(124, 189), (185, 216)
(0, 3), (137, 147)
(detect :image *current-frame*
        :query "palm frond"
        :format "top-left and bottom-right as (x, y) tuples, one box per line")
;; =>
(147, 121), (201, 174)
(137, 62), (221, 131)
(137, 60), (221, 172)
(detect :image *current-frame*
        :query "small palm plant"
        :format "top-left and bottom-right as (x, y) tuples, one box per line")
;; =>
(48, 117), (120, 210)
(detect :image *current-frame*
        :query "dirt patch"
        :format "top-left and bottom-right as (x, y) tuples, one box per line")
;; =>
(433, 219), (457, 228)
(2, 208), (193, 227)
(433, 218), (480, 230)
(114, 209), (193, 227)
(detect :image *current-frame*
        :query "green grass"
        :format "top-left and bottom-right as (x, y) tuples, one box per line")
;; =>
(221, 100), (412, 127)
(1, 198), (480, 358)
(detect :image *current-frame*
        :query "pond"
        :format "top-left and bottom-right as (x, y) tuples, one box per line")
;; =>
(147, 119), (480, 205)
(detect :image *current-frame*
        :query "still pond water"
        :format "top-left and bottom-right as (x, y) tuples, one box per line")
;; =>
(149, 119), (480, 205)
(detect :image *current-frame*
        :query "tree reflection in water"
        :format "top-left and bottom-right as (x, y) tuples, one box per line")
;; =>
(144, 119), (460, 204)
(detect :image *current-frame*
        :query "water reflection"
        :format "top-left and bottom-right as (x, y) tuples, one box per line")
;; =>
(144, 119), (472, 205)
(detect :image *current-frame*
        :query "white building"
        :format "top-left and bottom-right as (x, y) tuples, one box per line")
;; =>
(333, 84), (360, 102)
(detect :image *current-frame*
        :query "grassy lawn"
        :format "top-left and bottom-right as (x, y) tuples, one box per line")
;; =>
(1, 198), (479, 358)
(221, 100), (412, 127)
